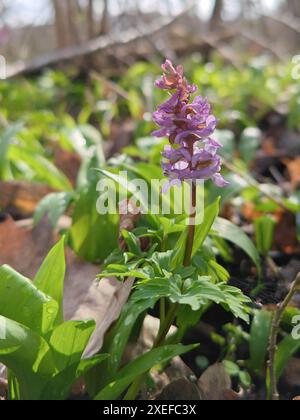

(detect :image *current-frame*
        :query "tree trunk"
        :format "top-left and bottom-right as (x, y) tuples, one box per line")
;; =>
(99, 0), (110, 36)
(210, 0), (223, 31)
(286, 0), (300, 17)
(87, 0), (95, 39)
(52, 0), (80, 48)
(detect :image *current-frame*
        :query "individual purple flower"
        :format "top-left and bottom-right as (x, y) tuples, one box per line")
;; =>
(155, 59), (197, 97)
(153, 59), (228, 191)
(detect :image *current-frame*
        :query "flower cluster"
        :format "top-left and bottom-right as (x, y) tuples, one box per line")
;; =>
(153, 59), (228, 192)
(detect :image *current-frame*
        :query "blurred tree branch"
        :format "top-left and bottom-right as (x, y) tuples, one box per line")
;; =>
(6, 4), (195, 78)
(210, 0), (223, 30)
(53, 0), (80, 47)
(87, 0), (95, 38)
(99, 0), (110, 36)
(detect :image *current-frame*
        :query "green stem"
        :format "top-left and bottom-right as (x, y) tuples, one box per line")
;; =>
(159, 297), (166, 324)
(123, 184), (197, 400)
(183, 183), (197, 267)
(154, 303), (179, 348)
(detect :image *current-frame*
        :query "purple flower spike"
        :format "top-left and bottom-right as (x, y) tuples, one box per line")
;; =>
(153, 59), (228, 191)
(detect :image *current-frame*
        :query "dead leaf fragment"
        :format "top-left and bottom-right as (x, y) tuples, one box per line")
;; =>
(274, 211), (300, 254)
(0, 181), (54, 218)
(198, 363), (232, 400)
(156, 377), (201, 400)
(54, 146), (81, 187)
(0, 215), (55, 277)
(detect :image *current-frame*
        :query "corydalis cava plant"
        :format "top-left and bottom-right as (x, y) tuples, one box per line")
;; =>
(153, 59), (229, 192)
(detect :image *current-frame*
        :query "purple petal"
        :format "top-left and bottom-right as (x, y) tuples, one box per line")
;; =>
(211, 173), (229, 187)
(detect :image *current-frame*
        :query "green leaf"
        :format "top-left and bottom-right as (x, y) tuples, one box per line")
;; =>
(254, 215), (276, 256)
(9, 145), (72, 191)
(40, 353), (109, 400)
(239, 127), (262, 165)
(275, 335), (300, 380)
(219, 284), (251, 323)
(97, 169), (149, 211)
(49, 320), (96, 372)
(134, 275), (251, 322)
(0, 265), (58, 336)
(0, 121), (24, 178)
(34, 192), (74, 228)
(223, 360), (240, 376)
(249, 310), (272, 373)
(192, 197), (221, 257)
(0, 315), (55, 400)
(170, 228), (189, 270)
(94, 343), (199, 400)
(34, 237), (66, 325)
(121, 230), (141, 255)
(239, 370), (252, 388)
(86, 298), (156, 397)
(70, 181), (118, 263)
(212, 217), (262, 276)
(98, 269), (148, 280)
(216, 129), (235, 159)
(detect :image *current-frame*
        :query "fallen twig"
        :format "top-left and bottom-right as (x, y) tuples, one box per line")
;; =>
(261, 13), (300, 36)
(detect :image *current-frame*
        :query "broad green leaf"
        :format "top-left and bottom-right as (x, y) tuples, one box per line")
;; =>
(0, 121), (24, 178)
(34, 192), (74, 228)
(192, 197), (220, 257)
(40, 353), (109, 400)
(212, 217), (262, 275)
(0, 265), (58, 336)
(70, 181), (119, 263)
(249, 310), (272, 373)
(98, 269), (148, 280)
(254, 215), (276, 256)
(0, 315), (55, 400)
(34, 237), (66, 325)
(95, 343), (199, 400)
(86, 298), (156, 396)
(275, 335), (300, 380)
(97, 169), (149, 211)
(49, 320), (96, 371)
(170, 228), (189, 270)
(9, 145), (72, 191)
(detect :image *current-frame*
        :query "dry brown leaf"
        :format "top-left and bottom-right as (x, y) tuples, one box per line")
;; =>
(262, 138), (276, 156)
(284, 157), (300, 189)
(274, 211), (300, 254)
(198, 363), (232, 400)
(0, 377), (7, 398)
(282, 358), (300, 388)
(0, 215), (55, 277)
(54, 146), (81, 187)
(0, 181), (54, 219)
(241, 202), (262, 222)
(156, 377), (201, 400)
